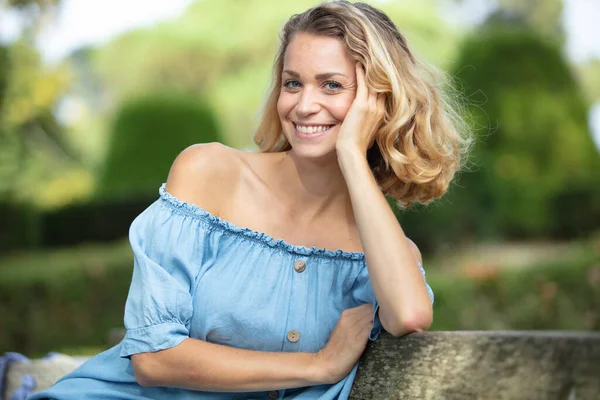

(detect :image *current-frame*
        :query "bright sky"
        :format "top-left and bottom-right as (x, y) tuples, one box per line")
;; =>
(0, 0), (598, 63)
(563, 0), (600, 62)
(0, 0), (195, 60)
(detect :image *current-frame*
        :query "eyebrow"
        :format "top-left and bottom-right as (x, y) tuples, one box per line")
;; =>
(282, 70), (347, 80)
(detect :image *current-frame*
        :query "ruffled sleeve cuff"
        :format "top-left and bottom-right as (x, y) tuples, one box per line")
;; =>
(120, 322), (189, 358)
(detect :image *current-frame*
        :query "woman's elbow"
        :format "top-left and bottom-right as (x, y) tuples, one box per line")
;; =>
(382, 307), (433, 337)
(132, 353), (160, 387)
(402, 310), (433, 334)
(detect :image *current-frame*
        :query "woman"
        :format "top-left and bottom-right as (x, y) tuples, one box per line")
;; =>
(29, 1), (469, 399)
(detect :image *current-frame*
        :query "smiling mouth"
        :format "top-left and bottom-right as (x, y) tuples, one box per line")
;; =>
(293, 123), (335, 135)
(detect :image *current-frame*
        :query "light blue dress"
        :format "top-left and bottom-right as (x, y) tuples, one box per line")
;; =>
(29, 184), (434, 400)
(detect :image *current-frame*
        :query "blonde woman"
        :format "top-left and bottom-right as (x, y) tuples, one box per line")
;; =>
(29, 1), (469, 399)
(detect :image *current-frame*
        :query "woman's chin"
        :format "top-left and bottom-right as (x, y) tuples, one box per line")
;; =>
(285, 128), (339, 160)
(288, 144), (339, 162)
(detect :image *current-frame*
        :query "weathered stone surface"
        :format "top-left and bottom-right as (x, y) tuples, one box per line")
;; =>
(5, 331), (599, 399)
(350, 331), (600, 400)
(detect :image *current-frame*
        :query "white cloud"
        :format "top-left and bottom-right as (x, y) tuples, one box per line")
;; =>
(36, 0), (194, 63)
(563, 0), (600, 62)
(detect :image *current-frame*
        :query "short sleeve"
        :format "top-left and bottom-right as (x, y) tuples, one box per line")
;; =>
(352, 261), (434, 341)
(119, 200), (206, 358)
(418, 261), (435, 304)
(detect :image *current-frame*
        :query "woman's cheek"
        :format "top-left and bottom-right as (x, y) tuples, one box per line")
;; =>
(276, 94), (292, 117)
(331, 97), (354, 121)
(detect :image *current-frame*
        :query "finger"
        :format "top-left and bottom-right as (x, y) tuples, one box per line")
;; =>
(357, 303), (373, 315)
(338, 306), (363, 322)
(368, 90), (377, 110)
(339, 304), (371, 325)
(350, 303), (373, 313)
(358, 320), (373, 342)
(361, 307), (375, 324)
(355, 63), (367, 102)
(358, 303), (374, 319)
(343, 303), (372, 317)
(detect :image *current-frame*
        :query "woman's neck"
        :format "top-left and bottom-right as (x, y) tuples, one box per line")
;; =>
(267, 150), (352, 223)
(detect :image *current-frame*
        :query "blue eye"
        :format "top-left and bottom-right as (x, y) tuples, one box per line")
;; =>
(324, 81), (342, 91)
(283, 80), (301, 89)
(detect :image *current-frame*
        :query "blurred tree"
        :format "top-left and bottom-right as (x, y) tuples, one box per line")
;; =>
(495, 0), (563, 42)
(1, 0), (61, 37)
(450, 0), (564, 42)
(88, 0), (462, 149)
(0, 40), (73, 200)
(450, 0), (600, 107)
(5, 0), (58, 7)
(99, 93), (222, 198)
(0, 0), (75, 203)
(0, 45), (7, 114)
(449, 24), (599, 239)
(400, 24), (600, 252)
(577, 59), (600, 104)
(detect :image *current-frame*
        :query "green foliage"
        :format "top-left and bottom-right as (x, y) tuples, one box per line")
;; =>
(0, 45), (8, 115)
(577, 59), (600, 103)
(38, 196), (154, 248)
(7, 0), (59, 9)
(0, 41), (74, 202)
(0, 201), (40, 252)
(91, 0), (462, 148)
(430, 249), (600, 331)
(1, 239), (597, 356)
(491, 0), (564, 42)
(99, 93), (222, 198)
(0, 45), (17, 199)
(417, 26), (600, 243)
(0, 241), (133, 356)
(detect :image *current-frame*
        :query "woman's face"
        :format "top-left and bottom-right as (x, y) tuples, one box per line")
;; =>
(277, 32), (357, 160)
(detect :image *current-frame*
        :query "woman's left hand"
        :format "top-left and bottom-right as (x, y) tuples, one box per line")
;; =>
(335, 63), (386, 156)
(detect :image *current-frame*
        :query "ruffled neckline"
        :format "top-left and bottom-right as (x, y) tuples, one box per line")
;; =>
(158, 184), (365, 261)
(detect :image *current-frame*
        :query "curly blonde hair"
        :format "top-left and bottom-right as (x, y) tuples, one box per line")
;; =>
(253, 1), (472, 207)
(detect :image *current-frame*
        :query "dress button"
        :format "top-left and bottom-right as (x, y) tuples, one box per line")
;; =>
(267, 390), (280, 399)
(293, 259), (306, 272)
(287, 329), (300, 343)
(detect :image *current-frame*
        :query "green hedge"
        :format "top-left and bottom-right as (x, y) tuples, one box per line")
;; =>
(429, 252), (600, 331)
(0, 196), (156, 254)
(0, 202), (40, 252)
(1, 240), (598, 356)
(100, 92), (222, 199)
(400, 26), (600, 253)
(0, 241), (133, 356)
(38, 196), (155, 248)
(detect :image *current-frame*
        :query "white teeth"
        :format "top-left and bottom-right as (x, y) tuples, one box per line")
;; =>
(295, 124), (332, 134)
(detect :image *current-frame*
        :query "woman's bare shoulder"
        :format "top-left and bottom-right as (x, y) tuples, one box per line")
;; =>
(164, 142), (244, 214)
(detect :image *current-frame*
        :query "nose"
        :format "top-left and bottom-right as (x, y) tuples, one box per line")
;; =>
(296, 86), (320, 117)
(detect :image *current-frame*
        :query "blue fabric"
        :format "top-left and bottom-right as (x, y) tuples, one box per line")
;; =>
(28, 184), (433, 400)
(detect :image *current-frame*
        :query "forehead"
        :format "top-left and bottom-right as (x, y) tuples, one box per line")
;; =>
(283, 33), (354, 74)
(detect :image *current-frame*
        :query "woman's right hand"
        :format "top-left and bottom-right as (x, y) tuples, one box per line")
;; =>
(313, 303), (374, 384)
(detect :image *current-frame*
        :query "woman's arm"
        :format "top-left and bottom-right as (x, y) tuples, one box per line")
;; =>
(337, 147), (433, 336)
(132, 302), (375, 390)
(335, 65), (433, 337)
(131, 338), (322, 391)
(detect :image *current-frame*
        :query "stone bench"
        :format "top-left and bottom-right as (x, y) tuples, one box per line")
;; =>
(3, 331), (600, 399)
(351, 331), (600, 399)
